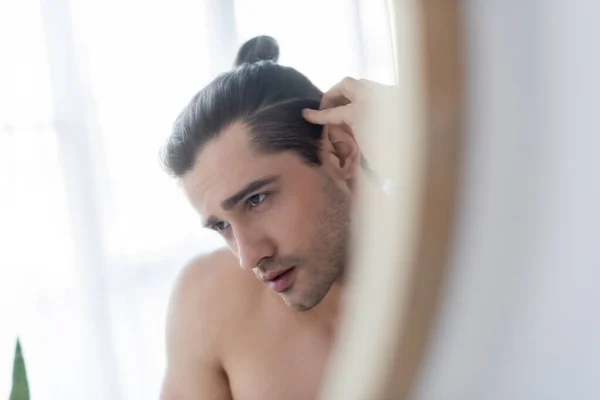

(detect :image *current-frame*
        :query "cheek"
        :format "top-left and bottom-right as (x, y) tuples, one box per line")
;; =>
(267, 191), (325, 253)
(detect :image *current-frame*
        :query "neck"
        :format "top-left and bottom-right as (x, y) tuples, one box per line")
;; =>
(309, 280), (345, 334)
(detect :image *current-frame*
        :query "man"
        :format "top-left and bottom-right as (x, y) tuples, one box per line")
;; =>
(160, 37), (386, 400)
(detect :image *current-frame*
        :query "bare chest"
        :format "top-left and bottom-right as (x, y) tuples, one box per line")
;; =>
(223, 312), (335, 400)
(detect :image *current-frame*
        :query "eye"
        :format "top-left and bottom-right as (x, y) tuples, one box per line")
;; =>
(247, 193), (266, 207)
(212, 221), (230, 232)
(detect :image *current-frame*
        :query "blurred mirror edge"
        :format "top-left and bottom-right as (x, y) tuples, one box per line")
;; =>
(319, 1), (464, 399)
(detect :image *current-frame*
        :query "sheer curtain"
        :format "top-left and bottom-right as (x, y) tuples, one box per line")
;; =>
(0, 0), (394, 399)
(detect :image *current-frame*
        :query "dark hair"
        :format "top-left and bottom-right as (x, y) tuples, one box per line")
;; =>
(234, 35), (279, 67)
(162, 36), (324, 177)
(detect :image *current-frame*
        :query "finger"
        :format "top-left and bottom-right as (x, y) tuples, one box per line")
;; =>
(320, 77), (362, 110)
(302, 104), (354, 126)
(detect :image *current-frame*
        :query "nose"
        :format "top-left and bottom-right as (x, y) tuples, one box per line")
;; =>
(232, 224), (275, 271)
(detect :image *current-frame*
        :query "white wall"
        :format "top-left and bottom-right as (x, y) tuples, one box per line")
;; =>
(416, 1), (600, 399)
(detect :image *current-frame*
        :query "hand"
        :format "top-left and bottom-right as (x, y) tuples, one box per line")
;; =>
(302, 77), (397, 179)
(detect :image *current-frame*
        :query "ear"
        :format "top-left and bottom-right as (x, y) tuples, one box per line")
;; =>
(321, 124), (361, 180)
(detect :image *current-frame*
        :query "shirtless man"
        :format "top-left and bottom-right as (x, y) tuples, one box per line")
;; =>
(160, 36), (385, 400)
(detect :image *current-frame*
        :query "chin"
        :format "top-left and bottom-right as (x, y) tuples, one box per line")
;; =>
(280, 290), (319, 311)
(286, 300), (313, 312)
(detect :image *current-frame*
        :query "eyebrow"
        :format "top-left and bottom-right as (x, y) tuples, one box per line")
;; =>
(203, 175), (279, 228)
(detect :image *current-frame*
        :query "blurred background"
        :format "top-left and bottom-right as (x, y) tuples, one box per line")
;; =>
(0, 0), (395, 399)
(3, 1), (600, 399)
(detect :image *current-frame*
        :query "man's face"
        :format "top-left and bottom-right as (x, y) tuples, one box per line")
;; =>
(182, 123), (352, 310)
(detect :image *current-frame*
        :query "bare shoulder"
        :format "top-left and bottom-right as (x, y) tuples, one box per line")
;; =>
(161, 248), (260, 399)
(172, 248), (242, 309)
(171, 247), (261, 309)
(166, 248), (261, 352)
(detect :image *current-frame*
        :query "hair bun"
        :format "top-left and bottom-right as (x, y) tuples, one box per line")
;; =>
(234, 36), (279, 67)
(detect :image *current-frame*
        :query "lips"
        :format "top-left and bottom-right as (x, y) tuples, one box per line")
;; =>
(262, 267), (295, 292)
(262, 267), (293, 281)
